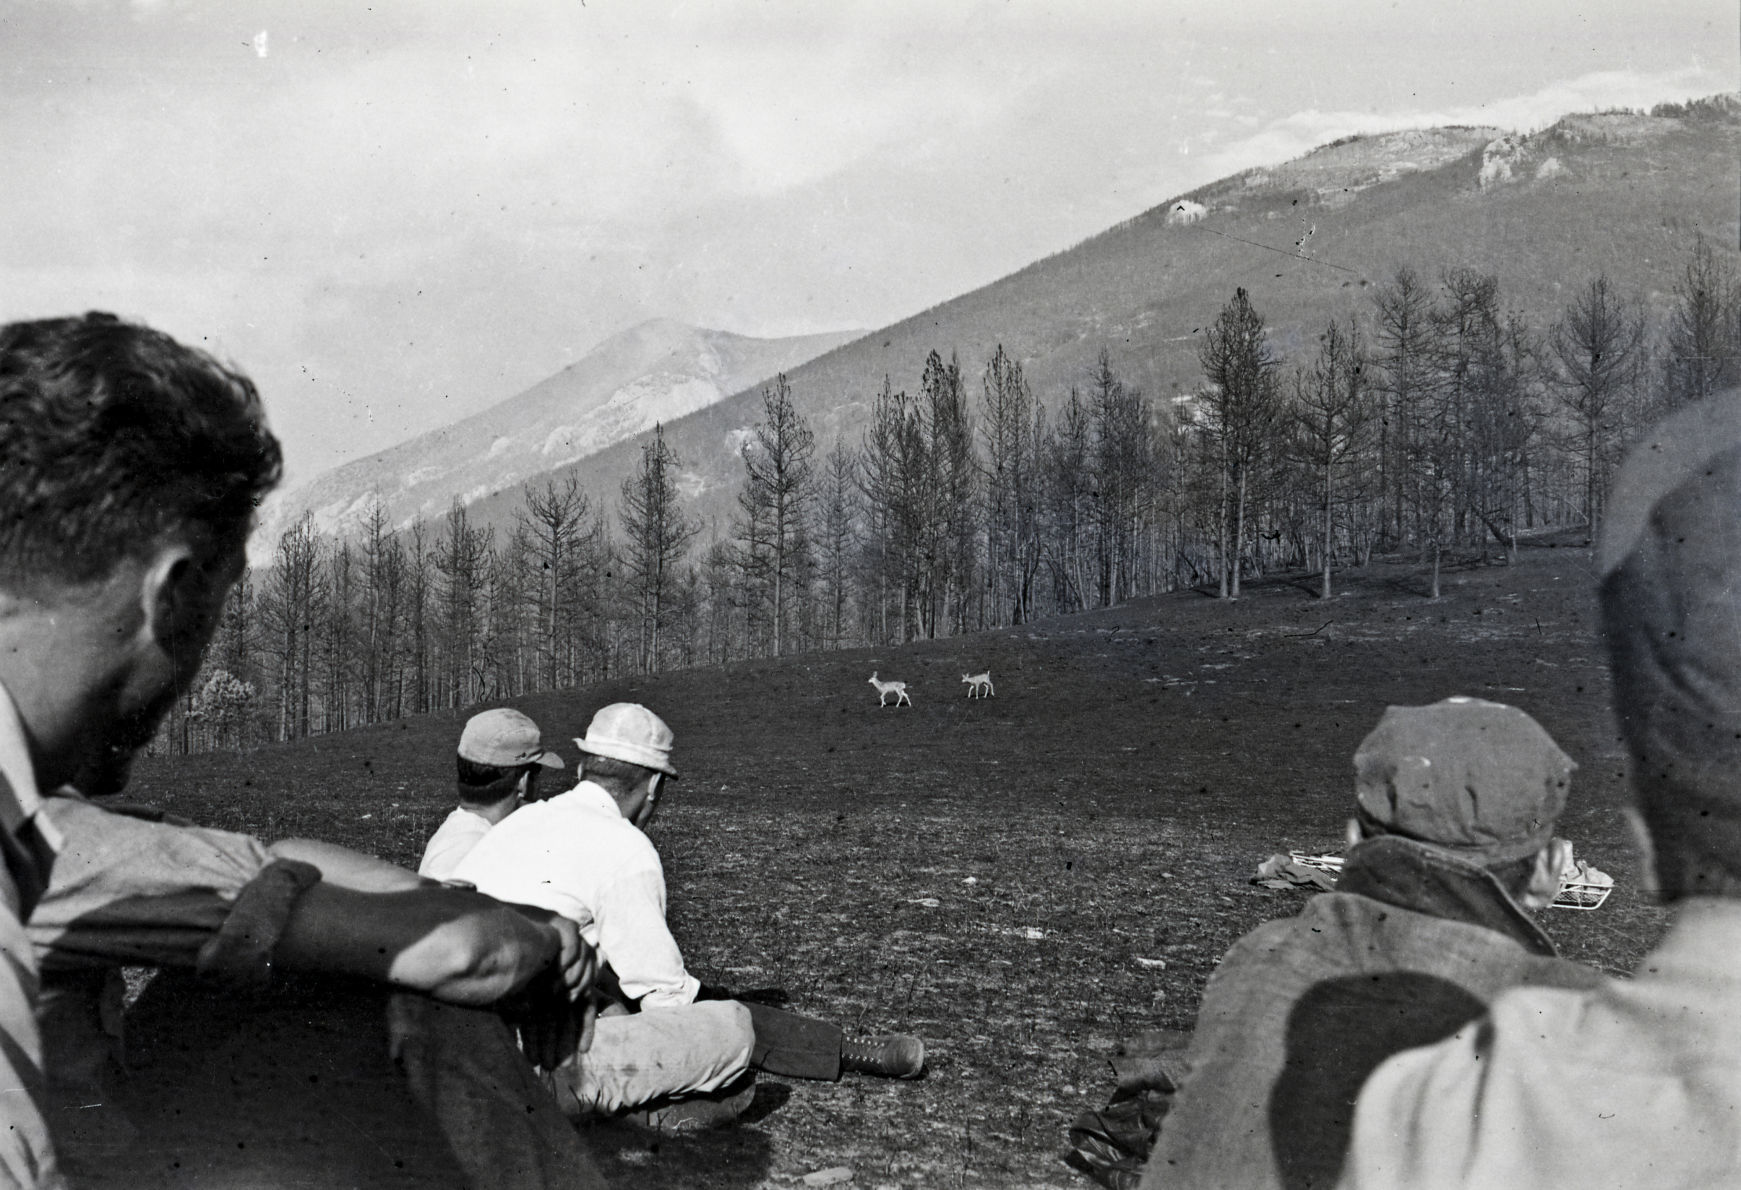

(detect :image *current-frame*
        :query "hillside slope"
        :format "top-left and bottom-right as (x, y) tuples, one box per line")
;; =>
(128, 540), (1660, 1188)
(255, 319), (860, 555)
(459, 99), (1739, 541)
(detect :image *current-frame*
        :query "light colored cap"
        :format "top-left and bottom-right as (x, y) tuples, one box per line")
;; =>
(575, 703), (679, 777)
(1354, 697), (1573, 863)
(458, 708), (564, 770)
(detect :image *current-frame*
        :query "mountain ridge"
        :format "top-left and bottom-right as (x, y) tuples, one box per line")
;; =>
(256, 319), (862, 556)
(263, 96), (1741, 556)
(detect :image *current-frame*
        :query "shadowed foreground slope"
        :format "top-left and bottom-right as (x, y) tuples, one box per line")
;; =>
(125, 541), (1664, 1188)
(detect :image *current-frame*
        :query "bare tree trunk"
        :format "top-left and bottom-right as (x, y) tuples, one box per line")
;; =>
(1232, 464), (1248, 600)
(1217, 461), (1230, 598)
(1321, 457), (1334, 600)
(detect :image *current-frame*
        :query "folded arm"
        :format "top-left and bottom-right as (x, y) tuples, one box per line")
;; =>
(34, 799), (589, 1004)
(266, 837), (427, 892)
(274, 881), (583, 1005)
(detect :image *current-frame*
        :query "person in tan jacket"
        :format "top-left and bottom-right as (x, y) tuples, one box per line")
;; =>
(1340, 393), (1741, 1190)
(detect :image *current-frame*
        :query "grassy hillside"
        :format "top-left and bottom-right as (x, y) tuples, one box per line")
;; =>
(461, 99), (1740, 542)
(118, 540), (1665, 1188)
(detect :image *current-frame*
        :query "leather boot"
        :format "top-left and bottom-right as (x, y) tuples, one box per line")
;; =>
(840, 1034), (926, 1079)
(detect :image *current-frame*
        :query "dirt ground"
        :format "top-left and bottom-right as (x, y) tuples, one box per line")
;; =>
(111, 538), (1667, 1189)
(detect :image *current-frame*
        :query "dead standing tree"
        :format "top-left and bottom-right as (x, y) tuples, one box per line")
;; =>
(1660, 232), (1741, 412)
(858, 378), (927, 642)
(1088, 350), (1155, 608)
(1371, 267), (1437, 554)
(979, 344), (1040, 626)
(261, 513), (325, 741)
(816, 439), (861, 648)
(1289, 317), (1375, 599)
(519, 475), (596, 690)
(1198, 287), (1284, 600)
(621, 422), (698, 674)
(1040, 386), (1094, 613)
(357, 497), (407, 722)
(433, 500), (493, 709)
(920, 351), (978, 637)
(1550, 274), (1645, 542)
(736, 373), (816, 657)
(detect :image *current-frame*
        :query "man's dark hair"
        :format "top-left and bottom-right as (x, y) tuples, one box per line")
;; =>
(581, 754), (655, 794)
(456, 756), (533, 806)
(0, 312), (283, 593)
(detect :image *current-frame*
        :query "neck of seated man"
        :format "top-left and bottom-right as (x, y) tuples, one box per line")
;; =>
(457, 791), (520, 827)
(1336, 834), (1557, 957)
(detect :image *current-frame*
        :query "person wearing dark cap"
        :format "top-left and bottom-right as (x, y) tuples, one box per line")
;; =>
(419, 708), (565, 881)
(456, 702), (927, 1130)
(1128, 698), (1602, 1190)
(1339, 394), (1741, 1189)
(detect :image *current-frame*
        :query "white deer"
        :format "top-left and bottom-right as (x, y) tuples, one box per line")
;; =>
(868, 672), (912, 707)
(961, 671), (995, 699)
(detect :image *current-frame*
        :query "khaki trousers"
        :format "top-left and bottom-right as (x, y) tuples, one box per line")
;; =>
(555, 999), (755, 1115)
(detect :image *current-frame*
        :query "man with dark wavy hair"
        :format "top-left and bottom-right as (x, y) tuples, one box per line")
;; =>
(0, 311), (283, 1187)
(0, 314), (595, 1188)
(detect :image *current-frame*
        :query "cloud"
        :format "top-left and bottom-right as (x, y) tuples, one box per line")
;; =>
(3, 4), (1734, 483)
(1197, 65), (1732, 186)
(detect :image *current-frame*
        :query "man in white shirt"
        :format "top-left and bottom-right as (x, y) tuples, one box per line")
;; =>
(420, 709), (564, 882)
(454, 702), (926, 1127)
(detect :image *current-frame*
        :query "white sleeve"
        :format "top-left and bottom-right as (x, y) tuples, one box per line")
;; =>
(595, 863), (699, 1010)
(1338, 1023), (1487, 1190)
(418, 822), (477, 882)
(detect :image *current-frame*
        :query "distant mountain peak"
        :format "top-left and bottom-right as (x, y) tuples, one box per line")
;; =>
(255, 94), (1738, 571)
(253, 320), (859, 561)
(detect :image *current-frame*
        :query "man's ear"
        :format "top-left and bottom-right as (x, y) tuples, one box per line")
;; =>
(141, 545), (198, 655)
(142, 539), (238, 667)
(1343, 817), (1363, 850)
(627, 772), (662, 828)
(141, 544), (213, 658)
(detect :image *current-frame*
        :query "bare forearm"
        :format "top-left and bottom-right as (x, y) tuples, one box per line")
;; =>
(273, 883), (560, 1004)
(387, 910), (560, 1003)
(267, 838), (425, 893)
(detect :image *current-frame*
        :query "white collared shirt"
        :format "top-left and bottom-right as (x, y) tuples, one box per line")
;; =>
(452, 781), (700, 1010)
(417, 806), (495, 882)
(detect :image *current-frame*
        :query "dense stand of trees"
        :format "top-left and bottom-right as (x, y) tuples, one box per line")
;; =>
(163, 238), (1741, 753)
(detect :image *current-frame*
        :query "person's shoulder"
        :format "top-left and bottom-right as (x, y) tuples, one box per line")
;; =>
(426, 806), (481, 837)
(1483, 980), (1608, 1039)
(449, 803), (548, 872)
(43, 793), (266, 864)
(1216, 893), (1365, 964)
(1512, 953), (1608, 993)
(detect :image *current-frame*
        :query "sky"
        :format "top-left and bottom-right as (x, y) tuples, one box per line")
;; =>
(2, 0), (1735, 484)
